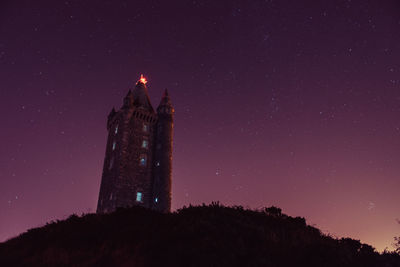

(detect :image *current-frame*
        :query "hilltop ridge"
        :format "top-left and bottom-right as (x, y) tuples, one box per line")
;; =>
(0, 203), (399, 267)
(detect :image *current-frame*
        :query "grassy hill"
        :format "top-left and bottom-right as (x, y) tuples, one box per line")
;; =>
(0, 203), (399, 267)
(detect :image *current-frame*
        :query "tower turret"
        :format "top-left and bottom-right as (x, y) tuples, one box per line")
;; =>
(122, 90), (134, 109)
(152, 89), (174, 212)
(107, 107), (117, 130)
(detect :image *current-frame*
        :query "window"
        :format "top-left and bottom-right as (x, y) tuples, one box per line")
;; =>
(109, 193), (113, 200)
(112, 141), (116, 151)
(143, 123), (149, 132)
(154, 197), (158, 203)
(142, 139), (148, 149)
(115, 125), (118, 134)
(156, 161), (160, 167)
(136, 192), (143, 202)
(139, 154), (147, 166)
(109, 157), (114, 170)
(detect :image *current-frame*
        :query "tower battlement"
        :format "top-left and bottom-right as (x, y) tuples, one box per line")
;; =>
(97, 75), (174, 213)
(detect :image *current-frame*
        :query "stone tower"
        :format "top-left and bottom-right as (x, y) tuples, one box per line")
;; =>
(96, 75), (174, 213)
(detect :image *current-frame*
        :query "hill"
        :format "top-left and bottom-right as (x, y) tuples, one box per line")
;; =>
(0, 203), (399, 267)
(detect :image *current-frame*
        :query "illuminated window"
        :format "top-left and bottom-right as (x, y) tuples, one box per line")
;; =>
(140, 154), (147, 166)
(115, 125), (118, 134)
(156, 161), (160, 167)
(143, 123), (149, 132)
(136, 192), (143, 202)
(154, 197), (158, 203)
(112, 141), (116, 150)
(142, 139), (148, 148)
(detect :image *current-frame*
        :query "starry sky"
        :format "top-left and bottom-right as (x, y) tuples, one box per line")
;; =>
(1, 0), (399, 251)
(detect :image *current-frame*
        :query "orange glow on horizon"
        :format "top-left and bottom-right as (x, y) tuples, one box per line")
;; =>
(139, 74), (147, 84)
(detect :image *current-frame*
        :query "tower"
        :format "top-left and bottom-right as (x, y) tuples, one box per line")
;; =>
(96, 75), (174, 213)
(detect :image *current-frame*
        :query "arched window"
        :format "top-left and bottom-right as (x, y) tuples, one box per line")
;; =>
(109, 157), (114, 170)
(142, 138), (148, 149)
(139, 154), (147, 166)
(112, 141), (116, 150)
(136, 192), (143, 202)
(143, 123), (149, 132)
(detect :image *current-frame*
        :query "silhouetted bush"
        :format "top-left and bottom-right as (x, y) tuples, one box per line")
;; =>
(264, 206), (282, 217)
(395, 237), (400, 254)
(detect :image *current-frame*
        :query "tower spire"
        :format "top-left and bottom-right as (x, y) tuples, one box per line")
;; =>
(157, 89), (174, 114)
(132, 74), (154, 112)
(123, 89), (134, 108)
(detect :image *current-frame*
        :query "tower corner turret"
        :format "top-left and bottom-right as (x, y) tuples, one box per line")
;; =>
(152, 89), (174, 213)
(107, 107), (117, 130)
(157, 89), (174, 116)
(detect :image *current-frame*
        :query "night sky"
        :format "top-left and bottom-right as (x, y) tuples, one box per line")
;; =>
(1, 0), (399, 251)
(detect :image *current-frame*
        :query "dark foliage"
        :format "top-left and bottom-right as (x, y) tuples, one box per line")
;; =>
(0, 204), (399, 267)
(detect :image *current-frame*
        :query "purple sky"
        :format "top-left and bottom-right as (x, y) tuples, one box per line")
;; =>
(1, 0), (400, 251)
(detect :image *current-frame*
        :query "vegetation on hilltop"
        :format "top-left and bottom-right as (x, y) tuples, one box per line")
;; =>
(0, 203), (399, 267)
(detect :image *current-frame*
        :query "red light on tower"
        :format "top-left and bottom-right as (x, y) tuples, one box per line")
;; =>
(139, 74), (147, 84)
